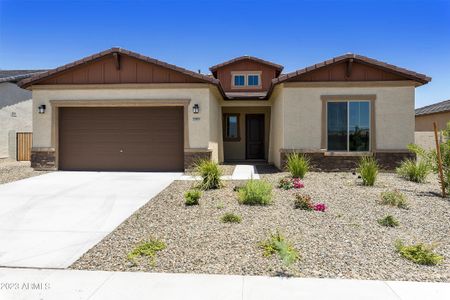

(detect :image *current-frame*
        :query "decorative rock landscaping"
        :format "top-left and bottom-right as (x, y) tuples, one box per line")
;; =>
(71, 171), (450, 282)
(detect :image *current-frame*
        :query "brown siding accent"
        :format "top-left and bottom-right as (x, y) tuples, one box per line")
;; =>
(16, 132), (32, 161)
(320, 95), (376, 151)
(39, 55), (205, 86)
(215, 59), (278, 93)
(280, 150), (414, 171)
(58, 107), (184, 171)
(294, 61), (405, 82)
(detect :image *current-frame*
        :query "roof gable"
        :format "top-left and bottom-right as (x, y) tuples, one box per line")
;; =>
(19, 48), (220, 88)
(209, 55), (283, 74)
(273, 54), (431, 85)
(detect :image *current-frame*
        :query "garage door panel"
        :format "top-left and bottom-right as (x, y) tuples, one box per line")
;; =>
(59, 107), (184, 171)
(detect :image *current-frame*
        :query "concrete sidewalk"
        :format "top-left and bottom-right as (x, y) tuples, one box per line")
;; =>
(0, 268), (448, 300)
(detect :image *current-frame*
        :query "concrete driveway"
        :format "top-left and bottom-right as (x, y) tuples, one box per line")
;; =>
(0, 171), (181, 268)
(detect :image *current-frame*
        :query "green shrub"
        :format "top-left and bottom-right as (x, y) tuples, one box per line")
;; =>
(377, 215), (399, 227)
(195, 159), (222, 190)
(395, 240), (443, 265)
(286, 152), (310, 179)
(127, 239), (166, 266)
(396, 159), (431, 183)
(294, 194), (314, 210)
(259, 230), (300, 266)
(184, 189), (201, 206)
(221, 212), (241, 223)
(238, 179), (272, 205)
(380, 190), (408, 209)
(357, 156), (378, 186)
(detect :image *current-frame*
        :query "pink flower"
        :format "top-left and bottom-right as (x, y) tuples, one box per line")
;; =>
(313, 203), (326, 212)
(293, 178), (304, 189)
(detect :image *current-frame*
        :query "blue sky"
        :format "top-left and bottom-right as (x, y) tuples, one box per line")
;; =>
(0, 0), (449, 108)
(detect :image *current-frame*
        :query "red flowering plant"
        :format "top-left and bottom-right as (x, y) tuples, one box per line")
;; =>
(278, 177), (305, 190)
(313, 203), (327, 212)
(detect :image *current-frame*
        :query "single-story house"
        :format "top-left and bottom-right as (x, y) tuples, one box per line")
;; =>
(18, 48), (431, 171)
(415, 99), (450, 150)
(0, 70), (46, 160)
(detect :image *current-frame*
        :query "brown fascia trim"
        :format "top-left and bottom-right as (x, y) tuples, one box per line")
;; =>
(17, 47), (226, 97)
(209, 55), (284, 73)
(271, 53), (431, 86)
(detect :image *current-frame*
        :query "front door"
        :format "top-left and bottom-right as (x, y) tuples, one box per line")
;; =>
(246, 114), (264, 159)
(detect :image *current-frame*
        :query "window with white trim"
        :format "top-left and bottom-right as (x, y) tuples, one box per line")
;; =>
(233, 75), (245, 86)
(327, 101), (370, 151)
(247, 74), (260, 86)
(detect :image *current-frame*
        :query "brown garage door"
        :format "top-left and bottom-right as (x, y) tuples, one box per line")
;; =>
(59, 107), (184, 171)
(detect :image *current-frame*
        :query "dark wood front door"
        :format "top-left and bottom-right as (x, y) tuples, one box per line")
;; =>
(246, 114), (264, 159)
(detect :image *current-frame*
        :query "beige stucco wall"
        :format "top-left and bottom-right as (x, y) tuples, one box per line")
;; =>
(281, 83), (415, 151)
(268, 85), (284, 167)
(0, 82), (33, 158)
(209, 87), (223, 162)
(415, 112), (450, 131)
(31, 84), (214, 156)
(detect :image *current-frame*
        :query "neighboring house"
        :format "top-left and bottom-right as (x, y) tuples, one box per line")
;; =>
(0, 70), (46, 159)
(18, 48), (430, 171)
(415, 99), (450, 150)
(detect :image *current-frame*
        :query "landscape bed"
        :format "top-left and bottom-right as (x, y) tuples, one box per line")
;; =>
(71, 171), (450, 282)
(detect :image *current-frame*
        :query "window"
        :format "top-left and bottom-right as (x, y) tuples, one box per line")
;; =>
(223, 114), (240, 141)
(327, 101), (370, 151)
(233, 75), (245, 86)
(248, 74), (259, 86)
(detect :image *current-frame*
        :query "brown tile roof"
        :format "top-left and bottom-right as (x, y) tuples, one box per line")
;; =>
(18, 48), (222, 89)
(272, 53), (431, 85)
(415, 99), (450, 116)
(209, 55), (283, 72)
(0, 70), (47, 83)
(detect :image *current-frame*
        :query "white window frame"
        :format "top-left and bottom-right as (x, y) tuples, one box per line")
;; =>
(326, 100), (371, 152)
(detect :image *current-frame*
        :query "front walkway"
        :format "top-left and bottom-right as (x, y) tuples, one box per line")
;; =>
(0, 268), (448, 300)
(0, 172), (181, 268)
(180, 164), (260, 180)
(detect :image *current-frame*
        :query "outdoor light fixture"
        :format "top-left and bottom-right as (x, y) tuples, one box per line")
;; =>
(193, 104), (200, 114)
(38, 105), (46, 114)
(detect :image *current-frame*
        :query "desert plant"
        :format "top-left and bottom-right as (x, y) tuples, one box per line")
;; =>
(184, 189), (201, 206)
(357, 156), (378, 186)
(127, 239), (166, 266)
(278, 177), (294, 190)
(294, 194), (314, 210)
(380, 190), (408, 209)
(313, 203), (327, 212)
(238, 179), (273, 205)
(259, 230), (300, 266)
(377, 215), (399, 227)
(395, 240), (443, 265)
(286, 152), (310, 179)
(221, 212), (241, 223)
(396, 159), (431, 183)
(195, 159), (222, 190)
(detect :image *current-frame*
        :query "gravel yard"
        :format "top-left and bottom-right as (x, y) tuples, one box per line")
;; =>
(71, 170), (450, 282)
(0, 159), (48, 184)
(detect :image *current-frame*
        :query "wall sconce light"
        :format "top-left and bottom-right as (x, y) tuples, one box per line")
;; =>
(193, 104), (200, 114)
(38, 105), (46, 114)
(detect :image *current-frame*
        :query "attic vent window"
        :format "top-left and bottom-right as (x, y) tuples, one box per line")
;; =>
(248, 75), (259, 86)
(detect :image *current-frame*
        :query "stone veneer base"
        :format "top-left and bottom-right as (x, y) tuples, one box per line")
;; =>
(280, 150), (415, 172)
(184, 150), (212, 170)
(31, 148), (57, 171)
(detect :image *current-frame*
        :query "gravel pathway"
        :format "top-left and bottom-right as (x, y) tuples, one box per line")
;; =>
(71, 171), (450, 282)
(0, 159), (48, 184)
